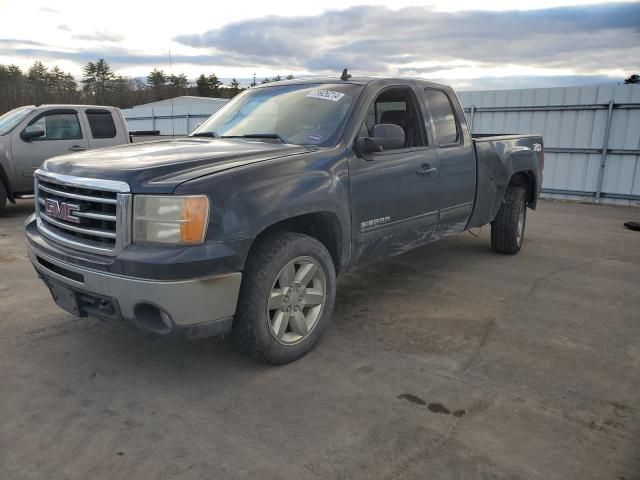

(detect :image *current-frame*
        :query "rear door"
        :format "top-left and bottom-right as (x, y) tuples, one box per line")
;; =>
(349, 84), (441, 266)
(12, 108), (89, 176)
(421, 88), (476, 236)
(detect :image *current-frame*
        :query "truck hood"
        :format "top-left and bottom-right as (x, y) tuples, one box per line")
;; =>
(42, 138), (309, 192)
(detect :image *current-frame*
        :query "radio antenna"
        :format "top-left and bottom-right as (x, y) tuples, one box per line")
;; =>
(169, 49), (175, 139)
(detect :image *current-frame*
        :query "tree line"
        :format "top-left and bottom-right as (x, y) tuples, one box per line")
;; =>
(0, 58), (295, 115)
(3, 59), (636, 116)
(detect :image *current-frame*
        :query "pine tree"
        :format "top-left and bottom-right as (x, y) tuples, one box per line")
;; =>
(82, 61), (97, 100)
(208, 73), (222, 97)
(196, 74), (211, 96)
(27, 61), (48, 104)
(147, 69), (167, 100)
(94, 59), (114, 104)
(624, 74), (640, 84)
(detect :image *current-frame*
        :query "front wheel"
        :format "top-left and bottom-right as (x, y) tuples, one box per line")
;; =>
(232, 232), (336, 364)
(491, 185), (527, 254)
(0, 182), (7, 213)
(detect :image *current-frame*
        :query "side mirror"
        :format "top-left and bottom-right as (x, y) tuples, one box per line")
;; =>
(357, 123), (405, 154)
(20, 125), (45, 142)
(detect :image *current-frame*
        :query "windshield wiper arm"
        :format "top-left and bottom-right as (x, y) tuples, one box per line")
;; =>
(222, 133), (289, 143)
(191, 131), (220, 138)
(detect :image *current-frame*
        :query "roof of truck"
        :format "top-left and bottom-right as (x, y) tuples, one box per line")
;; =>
(253, 76), (450, 89)
(30, 104), (120, 110)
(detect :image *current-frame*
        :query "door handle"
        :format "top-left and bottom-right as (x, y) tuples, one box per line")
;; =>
(68, 145), (87, 152)
(416, 163), (437, 178)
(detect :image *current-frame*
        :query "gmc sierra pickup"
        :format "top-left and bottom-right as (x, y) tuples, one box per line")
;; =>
(0, 105), (138, 213)
(25, 76), (543, 364)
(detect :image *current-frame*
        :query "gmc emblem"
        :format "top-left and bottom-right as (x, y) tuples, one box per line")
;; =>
(44, 199), (80, 223)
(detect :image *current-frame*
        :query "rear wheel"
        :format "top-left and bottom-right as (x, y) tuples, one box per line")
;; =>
(491, 185), (527, 254)
(232, 232), (336, 364)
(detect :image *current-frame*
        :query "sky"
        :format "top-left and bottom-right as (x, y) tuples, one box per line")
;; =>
(0, 0), (638, 90)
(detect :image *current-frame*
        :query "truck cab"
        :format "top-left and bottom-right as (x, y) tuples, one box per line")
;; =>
(0, 105), (129, 211)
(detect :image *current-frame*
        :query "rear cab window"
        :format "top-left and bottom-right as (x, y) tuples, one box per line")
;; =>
(423, 89), (460, 147)
(86, 109), (117, 139)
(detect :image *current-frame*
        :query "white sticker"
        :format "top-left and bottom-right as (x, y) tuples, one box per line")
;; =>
(306, 89), (346, 102)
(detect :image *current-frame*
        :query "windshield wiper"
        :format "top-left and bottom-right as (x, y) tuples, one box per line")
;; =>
(191, 131), (220, 138)
(221, 133), (289, 143)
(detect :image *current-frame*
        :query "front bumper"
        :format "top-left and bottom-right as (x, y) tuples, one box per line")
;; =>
(27, 229), (242, 338)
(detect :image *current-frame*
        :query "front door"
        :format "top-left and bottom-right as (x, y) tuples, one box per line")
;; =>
(12, 109), (89, 184)
(349, 86), (441, 267)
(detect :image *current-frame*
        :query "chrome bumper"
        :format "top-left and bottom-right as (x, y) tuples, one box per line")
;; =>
(28, 243), (242, 336)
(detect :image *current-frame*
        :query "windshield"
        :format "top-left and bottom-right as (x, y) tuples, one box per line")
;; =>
(192, 83), (362, 146)
(0, 106), (34, 136)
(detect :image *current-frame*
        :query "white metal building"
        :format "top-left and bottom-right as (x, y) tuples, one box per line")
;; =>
(122, 96), (228, 135)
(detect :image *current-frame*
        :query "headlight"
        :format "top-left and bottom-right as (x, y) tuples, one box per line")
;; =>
(133, 195), (209, 245)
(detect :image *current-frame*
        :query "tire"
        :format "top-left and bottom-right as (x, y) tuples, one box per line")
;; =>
(0, 182), (7, 213)
(232, 231), (336, 364)
(491, 185), (527, 254)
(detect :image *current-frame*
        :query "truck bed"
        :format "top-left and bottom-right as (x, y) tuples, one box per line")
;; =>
(467, 134), (544, 229)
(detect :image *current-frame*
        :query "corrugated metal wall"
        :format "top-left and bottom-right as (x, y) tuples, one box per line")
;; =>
(122, 100), (228, 135)
(458, 85), (640, 205)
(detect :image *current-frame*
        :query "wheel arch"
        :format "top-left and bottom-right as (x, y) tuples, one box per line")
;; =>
(509, 170), (538, 209)
(247, 211), (346, 274)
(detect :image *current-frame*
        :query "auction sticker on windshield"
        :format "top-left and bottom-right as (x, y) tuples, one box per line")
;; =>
(306, 90), (346, 102)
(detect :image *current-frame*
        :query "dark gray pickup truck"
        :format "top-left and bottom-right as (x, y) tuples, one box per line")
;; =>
(25, 76), (543, 363)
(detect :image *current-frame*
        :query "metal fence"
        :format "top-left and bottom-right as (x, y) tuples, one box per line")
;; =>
(458, 85), (640, 205)
(122, 100), (228, 136)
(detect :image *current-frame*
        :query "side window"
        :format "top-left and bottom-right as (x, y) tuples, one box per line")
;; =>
(86, 110), (117, 139)
(360, 88), (426, 149)
(31, 113), (82, 140)
(424, 89), (459, 147)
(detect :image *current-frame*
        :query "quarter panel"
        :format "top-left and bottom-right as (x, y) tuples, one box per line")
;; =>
(468, 136), (542, 227)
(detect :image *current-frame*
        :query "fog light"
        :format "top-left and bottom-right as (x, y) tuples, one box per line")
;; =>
(134, 303), (173, 335)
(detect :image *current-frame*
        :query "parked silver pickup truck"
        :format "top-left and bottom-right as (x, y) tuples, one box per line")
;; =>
(0, 105), (130, 212)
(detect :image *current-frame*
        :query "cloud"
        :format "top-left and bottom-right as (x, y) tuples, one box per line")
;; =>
(2, 46), (234, 68)
(174, 3), (640, 75)
(1, 2), (638, 89)
(0, 38), (47, 47)
(72, 31), (124, 43)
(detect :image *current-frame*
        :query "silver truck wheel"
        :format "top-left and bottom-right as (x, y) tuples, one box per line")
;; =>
(232, 232), (336, 364)
(267, 256), (326, 345)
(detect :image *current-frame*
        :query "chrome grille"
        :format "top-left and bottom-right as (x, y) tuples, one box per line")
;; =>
(35, 170), (131, 256)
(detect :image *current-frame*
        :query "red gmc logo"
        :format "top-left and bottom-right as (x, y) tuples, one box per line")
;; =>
(44, 199), (80, 224)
